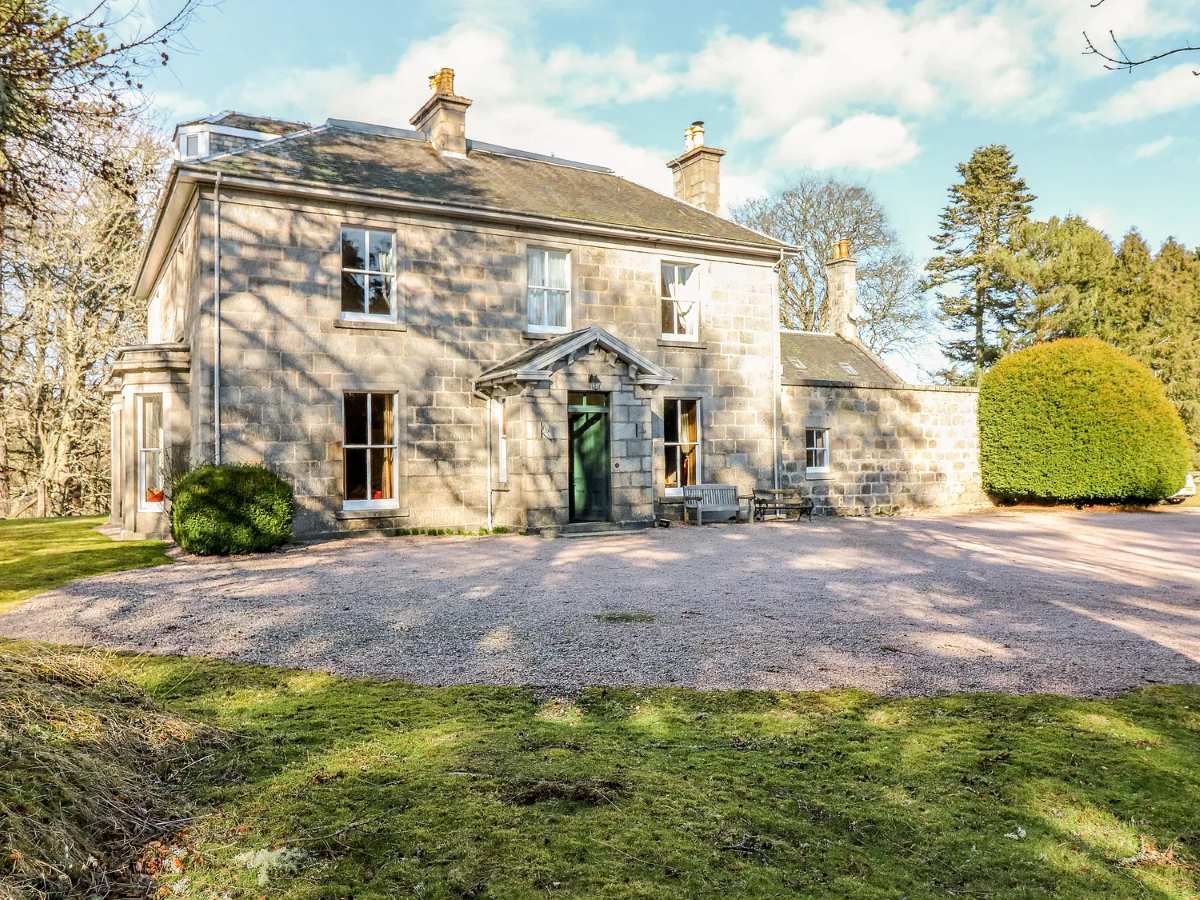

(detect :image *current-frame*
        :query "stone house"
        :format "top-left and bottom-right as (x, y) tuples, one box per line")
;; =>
(106, 68), (984, 539)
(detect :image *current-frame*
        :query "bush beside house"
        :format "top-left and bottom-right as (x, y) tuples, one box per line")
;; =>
(979, 338), (1189, 504)
(171, 464), (294, 555)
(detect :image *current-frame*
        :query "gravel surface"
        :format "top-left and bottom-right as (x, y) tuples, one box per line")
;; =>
(4, 509), (1199, 696)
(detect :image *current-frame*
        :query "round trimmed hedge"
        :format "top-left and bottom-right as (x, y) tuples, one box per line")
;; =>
(979, 338), (1189, 504)
(171, 464), (294, 555)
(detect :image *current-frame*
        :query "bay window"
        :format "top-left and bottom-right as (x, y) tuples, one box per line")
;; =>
(137, 394), (165, 511)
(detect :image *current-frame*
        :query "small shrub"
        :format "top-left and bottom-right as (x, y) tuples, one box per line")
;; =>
(978, 338), (1189, 503)
(171, 464), (294, 555)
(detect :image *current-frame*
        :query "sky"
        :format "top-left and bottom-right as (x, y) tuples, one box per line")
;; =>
(102, 0), (1198, 380)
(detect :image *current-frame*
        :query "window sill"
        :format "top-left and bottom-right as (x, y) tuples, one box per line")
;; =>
(138, 503), (165, 514)
(657, 338), (706, 350)
(336, 505), (409, 520)
(523, 329), (569, 341)
(805, 470), (833, 481)
(492, 484), (511, 493)
(335, 318), (406, 333)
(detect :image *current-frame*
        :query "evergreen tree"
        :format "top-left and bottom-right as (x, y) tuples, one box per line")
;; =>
(923, 145), (1035, 384)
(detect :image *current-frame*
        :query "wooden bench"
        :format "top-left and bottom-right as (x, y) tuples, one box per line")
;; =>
(682, 484), (740, 525)
(754, 492), (815, 522)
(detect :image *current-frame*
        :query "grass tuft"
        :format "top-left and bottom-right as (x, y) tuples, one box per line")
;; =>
(593, 610), (656, 624)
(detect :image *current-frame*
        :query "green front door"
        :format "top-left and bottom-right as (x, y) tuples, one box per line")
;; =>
(568, 392), (610, 522)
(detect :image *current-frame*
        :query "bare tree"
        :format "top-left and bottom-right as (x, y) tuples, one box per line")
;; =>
(0, 127), (167, 516)
(732, 177), (931, 356)
(0, 0), (199, 222)
(1083, 0), (1199, 74)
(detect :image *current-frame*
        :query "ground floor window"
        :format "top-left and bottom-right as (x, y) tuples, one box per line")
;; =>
(343, 392), (398, 508)
(664, 398), (700, 494)
(137, 394), (165, 511)
(805, 427), (830, 474)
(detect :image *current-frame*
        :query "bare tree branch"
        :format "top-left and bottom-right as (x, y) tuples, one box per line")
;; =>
(1083, 2), (1199, 74)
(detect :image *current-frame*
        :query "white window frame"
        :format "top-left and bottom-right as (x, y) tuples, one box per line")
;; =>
(805, 427), (831, 475)
(342, 391), (400, 511)
(660, 260), (701, 341)
(136, 393), (166, 513)
(525, 246), (571, 334)
(496, 398), (508, 485)
(339, 226), (397, 324)
(663, 398), (702, 497)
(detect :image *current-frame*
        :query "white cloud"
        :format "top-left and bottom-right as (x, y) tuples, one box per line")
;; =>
(1134, 135), (1175, 159)
(770, 114), (921, 170)
(542, 47), (679, 106)
(1079, 64), (1200, 123)
(1081, 206), (1117, 236)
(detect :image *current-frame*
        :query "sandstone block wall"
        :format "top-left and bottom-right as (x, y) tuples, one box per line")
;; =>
(780, 384), (987, 514)
(168, 187), (779, 535)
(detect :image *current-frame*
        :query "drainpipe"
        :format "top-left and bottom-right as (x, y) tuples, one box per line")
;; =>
(771, 246), (784, 490)
(485, 395), (494, 531)
(212, 172), (223, 465)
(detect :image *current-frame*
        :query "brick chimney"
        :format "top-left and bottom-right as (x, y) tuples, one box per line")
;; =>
(824, 239), (860, 341)
(666, 121), (725, 214)
(409, 67), (472, 156)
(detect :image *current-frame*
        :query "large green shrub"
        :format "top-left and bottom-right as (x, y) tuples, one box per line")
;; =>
(979, 338), (1189, 503)
(171, 464), (294, 555)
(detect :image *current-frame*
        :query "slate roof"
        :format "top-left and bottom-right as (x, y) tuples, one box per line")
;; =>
(182, 119), (784, 250)
(178, 111), (310, 135)
(780, 332), (902, 387)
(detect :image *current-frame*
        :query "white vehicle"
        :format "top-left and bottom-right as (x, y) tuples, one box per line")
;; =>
(1165, 472), (1197, 504)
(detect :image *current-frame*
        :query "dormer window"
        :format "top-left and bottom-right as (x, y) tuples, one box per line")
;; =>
(661, 262), (700, 340)
(839, 362), (859, 376)
(176, 129), (209, 159)
(527, 247), (570, 333)
(340, 227), (395, 321)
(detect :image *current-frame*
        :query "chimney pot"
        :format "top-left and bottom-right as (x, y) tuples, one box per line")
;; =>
(824, 238), (859, 341)
(410, 66), (471, 156)
(668, 121), (725, 214)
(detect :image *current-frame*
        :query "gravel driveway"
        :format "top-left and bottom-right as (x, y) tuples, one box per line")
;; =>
(4, 509), (1199, 696)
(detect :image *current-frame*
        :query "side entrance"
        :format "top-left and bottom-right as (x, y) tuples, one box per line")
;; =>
(568, 391), (610, 522)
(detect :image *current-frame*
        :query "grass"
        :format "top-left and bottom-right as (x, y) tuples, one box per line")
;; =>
(594, 611), (657, 624)
(0, 517), (171, 612)
(1, 518), (1198, 897)
(3, 641), (1199, 898)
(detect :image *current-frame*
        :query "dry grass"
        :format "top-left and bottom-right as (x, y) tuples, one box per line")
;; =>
(0, 644), (228, 898)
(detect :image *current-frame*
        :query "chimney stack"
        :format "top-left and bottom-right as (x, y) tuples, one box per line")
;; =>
(410, 67), (472, 156)
(824, 239), (860, 341)
(666, 121), (725, 214)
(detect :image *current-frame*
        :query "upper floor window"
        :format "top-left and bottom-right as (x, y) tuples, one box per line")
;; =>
(527, 247), (570, 333)
(341, 227), (395, 321)
(661, 262), (699, 340)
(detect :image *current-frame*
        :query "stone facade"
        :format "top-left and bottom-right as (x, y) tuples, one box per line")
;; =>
(122, 185), (780, 536)
(780, 383), (987, 515)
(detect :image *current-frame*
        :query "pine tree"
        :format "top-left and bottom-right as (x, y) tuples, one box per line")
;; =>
(923, 145), (1035, 384)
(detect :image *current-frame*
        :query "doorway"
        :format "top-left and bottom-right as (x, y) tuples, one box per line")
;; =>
(568, 391), (610, 522)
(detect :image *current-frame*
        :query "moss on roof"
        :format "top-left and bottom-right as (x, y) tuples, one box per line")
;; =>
(186, 123), (782, 249)
(780, 332), (902, 386)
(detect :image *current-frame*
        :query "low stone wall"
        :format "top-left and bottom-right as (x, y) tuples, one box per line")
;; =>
(780, 383), (987, 515)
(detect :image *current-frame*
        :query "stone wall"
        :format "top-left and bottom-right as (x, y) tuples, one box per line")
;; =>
(168, 186), (779, 535)
(780, 383), (987, 514)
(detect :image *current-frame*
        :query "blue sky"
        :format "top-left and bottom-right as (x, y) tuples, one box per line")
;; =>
(120, 0), (1197, 378)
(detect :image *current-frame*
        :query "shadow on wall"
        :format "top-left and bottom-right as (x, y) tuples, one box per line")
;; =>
(780, 384), (985, 515)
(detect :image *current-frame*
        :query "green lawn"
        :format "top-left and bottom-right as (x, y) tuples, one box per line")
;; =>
(2, 520), (1199, 897)
(0, 516), (171, 611)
